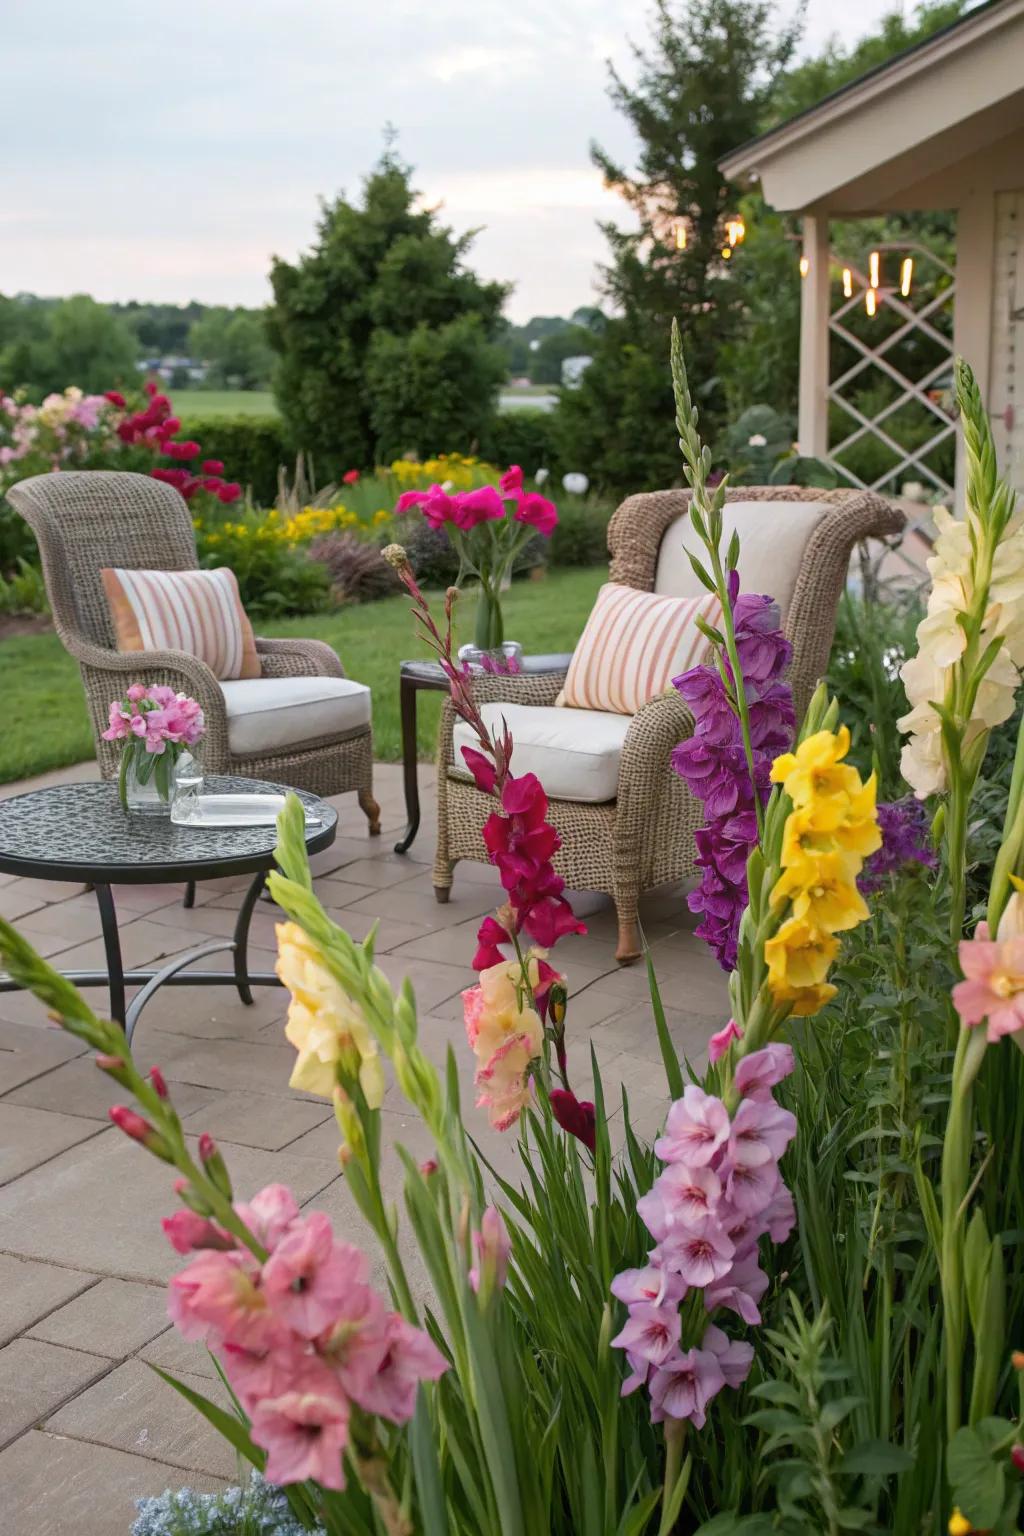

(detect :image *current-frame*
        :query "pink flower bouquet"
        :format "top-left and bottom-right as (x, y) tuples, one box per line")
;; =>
(103, 683), (205, 811)
(394, 465), (557, 651)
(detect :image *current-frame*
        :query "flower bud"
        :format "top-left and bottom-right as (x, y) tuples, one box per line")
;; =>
(948, 1511), (972, 1536)
(469, 1206), (511, 1296)
(172, 1177), (213, 1216)
(197, 1132), (233, 1199)
(1013, 1350), (1024, 1371)
(419, 1158), (439, 1177)
(548, 982), (567, 1029)
(381, 543), (411, 571)
(149, 1066), (169, 1099)
(161, 1210), (233, 1255)
(108, 1105), (173, 1162)
(95, 1053), (132, 1088)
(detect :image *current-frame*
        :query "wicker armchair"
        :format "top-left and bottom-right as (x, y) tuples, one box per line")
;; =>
(8, 471), (380, 829)
(434, 486), (904, 962)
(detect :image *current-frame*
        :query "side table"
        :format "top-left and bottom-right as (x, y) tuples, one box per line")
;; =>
(0, 777), (337, 1043)
(394, 654), (572, 854)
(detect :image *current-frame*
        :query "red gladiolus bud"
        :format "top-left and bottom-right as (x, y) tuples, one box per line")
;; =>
(198, 1132), (233, 1199)
(109, 1105), (173, 1161)
(1013, 1445), (1024, 1474)
(550, 1089), (597, 1153)
(420, 1159), (439, 1176)
(201, 459), (224, 474)
(149, 1067), (169, 1099)
(198, 1132), (215, 1162)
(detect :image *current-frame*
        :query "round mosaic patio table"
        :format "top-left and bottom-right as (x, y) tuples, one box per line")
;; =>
(0, 776), (336, 1042)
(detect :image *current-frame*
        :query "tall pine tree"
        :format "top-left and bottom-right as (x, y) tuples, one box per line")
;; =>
(559, 0), (800, 494)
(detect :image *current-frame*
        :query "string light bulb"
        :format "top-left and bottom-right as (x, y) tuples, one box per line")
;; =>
(722, 246), (731, 260)
(725, 218), (745, 247)
(866, 287), (877, 317)
(674, 221), (687, 251)
(799, 255), (810, 277)
(842, 268), (853, 298)
(869, 250), (880, 288)
(900, 256), (913, 297)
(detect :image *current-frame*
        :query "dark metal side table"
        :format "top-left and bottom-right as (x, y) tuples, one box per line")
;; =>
(0, 777), (337, 1042)
(394, 653), (573, 854)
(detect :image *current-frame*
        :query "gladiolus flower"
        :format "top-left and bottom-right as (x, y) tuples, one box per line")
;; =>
(250, 1374), (350, 1490)
(162, 1210), (234, 1254)
(708, 1018), (742, 1062)
(499, 465), (523, 494)
(104, 390), (126, 407)
(953, 922), (1024, 1041)
(549, 1087), (597, 1151)
(649, 1346), (726, 1427)
(262, 1216), (368, 1339)
(355, 1313), (448, 1424)
(201, 459), (224, 474)
(469, 1206), (511, 1294)
(654, 1085), (730, 1167)
(276, 922), (385, 1106)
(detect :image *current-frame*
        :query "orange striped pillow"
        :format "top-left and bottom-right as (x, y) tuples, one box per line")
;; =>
(101, 567), (260, 681)
(559, 583), (721, 715)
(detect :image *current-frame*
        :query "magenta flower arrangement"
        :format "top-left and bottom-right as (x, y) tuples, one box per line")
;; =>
(394, 464), (557, 651)
(102, 683), (205, 811)
(672, 573), (794, 969)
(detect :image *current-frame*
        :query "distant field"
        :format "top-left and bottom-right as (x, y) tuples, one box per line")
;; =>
(173, 390), (277, 417)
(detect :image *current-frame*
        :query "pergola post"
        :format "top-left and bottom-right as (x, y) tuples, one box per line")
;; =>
(798, 213), (831, 459)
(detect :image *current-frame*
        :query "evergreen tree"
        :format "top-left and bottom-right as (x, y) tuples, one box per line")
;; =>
(268, 148), (508, 472)
(558, 0), (800, 493)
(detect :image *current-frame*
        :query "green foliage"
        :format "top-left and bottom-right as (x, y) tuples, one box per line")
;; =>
(478, 410), (564, 480)
(188, 307), (274, 390)
(0, 293), (138, 397)
(177, 414), (291, 505)
(0, 558), (48, 616)
(826, 587), (924, 799)
(716, 196), (802, 425)
(366, 313), (506, 462)
(194, 513), (330, 618)
(268, 149), (507, 475)
(528, 323), (596, 385)
(548, 497), (613, 568)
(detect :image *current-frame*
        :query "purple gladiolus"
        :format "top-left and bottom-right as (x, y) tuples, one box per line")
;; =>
(860, 796), (938, 893)
(672, 576), (794, 969)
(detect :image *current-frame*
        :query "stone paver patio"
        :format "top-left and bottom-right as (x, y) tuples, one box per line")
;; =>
(0, 760), (728, 1536)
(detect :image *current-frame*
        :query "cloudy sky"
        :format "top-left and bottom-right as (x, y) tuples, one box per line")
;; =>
(2, 0), (900, 321)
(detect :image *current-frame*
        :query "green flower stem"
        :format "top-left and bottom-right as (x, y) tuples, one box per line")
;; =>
(940, 1024), (989, 1441)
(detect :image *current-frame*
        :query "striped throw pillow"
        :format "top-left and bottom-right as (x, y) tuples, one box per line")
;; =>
(559, 583), (721, 715)
(100, 567), (260, 681)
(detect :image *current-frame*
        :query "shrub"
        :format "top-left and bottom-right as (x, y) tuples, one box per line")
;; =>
(400, 512), (461, 587)
(178, 414), (291, 506)
(194, 514), (329, 617)
(548, 496), (613, 568)
(367, 314), (506, 463)
(479, 409), (564, 480)
(308, 531), (402, 605)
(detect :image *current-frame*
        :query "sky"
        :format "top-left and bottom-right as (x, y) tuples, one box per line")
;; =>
(1, 0), (904, 323)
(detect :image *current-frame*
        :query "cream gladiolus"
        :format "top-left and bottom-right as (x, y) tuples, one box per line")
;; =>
(899, 506), (1024, 797)
(275, 921), (386, 1108)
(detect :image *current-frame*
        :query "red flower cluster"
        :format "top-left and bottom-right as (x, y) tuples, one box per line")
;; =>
(111, 381), (241, 505)
(462, 751), (586, 962)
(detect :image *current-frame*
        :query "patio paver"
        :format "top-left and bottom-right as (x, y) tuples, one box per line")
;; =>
(0, 759), (729, 1530)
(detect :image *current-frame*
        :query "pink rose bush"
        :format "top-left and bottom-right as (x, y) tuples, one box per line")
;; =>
(611, 1044), (796, 1425)
(164, 1182), (447, 1489)
(394, 463), (558, 650)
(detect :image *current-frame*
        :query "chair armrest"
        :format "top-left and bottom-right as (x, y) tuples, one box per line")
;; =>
(436, 668), (569, 776)
(619, 690), (695, 791)
(65, 633), (230, 771)
(614, 690), (697, 879)
(255, 636), (345, 680)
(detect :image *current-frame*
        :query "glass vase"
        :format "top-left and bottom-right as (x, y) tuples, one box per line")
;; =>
(119, 744), (179, 818)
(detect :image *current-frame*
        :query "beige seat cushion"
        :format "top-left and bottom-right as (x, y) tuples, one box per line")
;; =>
(452, 702), (631, 804)
(219, 676), (371, 756)
(654, 500), (830, 620)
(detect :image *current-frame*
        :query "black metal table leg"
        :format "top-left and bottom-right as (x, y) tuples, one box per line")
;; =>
(93, 882), (126, 1028)
(394, 671), (421, 854)
(182, 880), (196, 908)
(233, 871), (266, 1005)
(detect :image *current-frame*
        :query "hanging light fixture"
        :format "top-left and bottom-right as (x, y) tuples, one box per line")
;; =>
(869, 250), (880, 288)
(866, 288), (877, 317)
(674, 221), (687, 251)
(842, 268), (853, 298)
(900, 256), (913, 297)
(799, 255), (810, 277)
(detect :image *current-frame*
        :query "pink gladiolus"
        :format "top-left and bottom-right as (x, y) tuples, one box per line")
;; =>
(162, 1210), (234, 1254)
(655, 1161), (722, 1230)
(660, 1226), (735, 1288)
(654, 1085), (731, 1167)
(250, 1373), (350, 1490)
(722, 1157), (782, 1216)
(703, 1323), (754, 1388)
(168, 1249), (279, 1349)
(953, 923), (1024, 1042)
(610, 1301), (681, 1368)
(469, 1206), (511, 1293)
(317, 1286), (391, 1400)
(235, 1183), (301, 1252)
(454, 486), (506, 529)
(704, 1249), (769, 1326)
(355, 1313), (448, 1425)
(708, 1018), (742, 1062)
(734, 1043), (794, 1099)
(610, 1265), (686, 1309)
(727, 1097), (797, 1167)
(499, 465), (524, 494)
(649, 1347), (726, 1427)
(262, 1215), (367, 1339)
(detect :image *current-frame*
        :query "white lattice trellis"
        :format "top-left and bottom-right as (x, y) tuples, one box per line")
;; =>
(827, 242), (956, 502)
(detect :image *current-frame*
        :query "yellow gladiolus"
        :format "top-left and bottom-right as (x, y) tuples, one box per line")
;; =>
(772, 851), (869, 932)
(765, 917), (839, 992)
(275, 921), (386, 1107)
(768, 980), (837, 1017)
(770, 725), (862, 807)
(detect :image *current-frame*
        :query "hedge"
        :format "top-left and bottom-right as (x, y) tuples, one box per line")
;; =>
(477, 409), (566, 479)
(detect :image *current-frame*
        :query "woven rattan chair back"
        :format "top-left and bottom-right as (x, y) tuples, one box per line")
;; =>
(7, 470), (198, 651)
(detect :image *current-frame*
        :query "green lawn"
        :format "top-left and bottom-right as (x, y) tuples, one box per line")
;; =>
(173, 390), (277, 417)
(0, 569), (603, 784)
